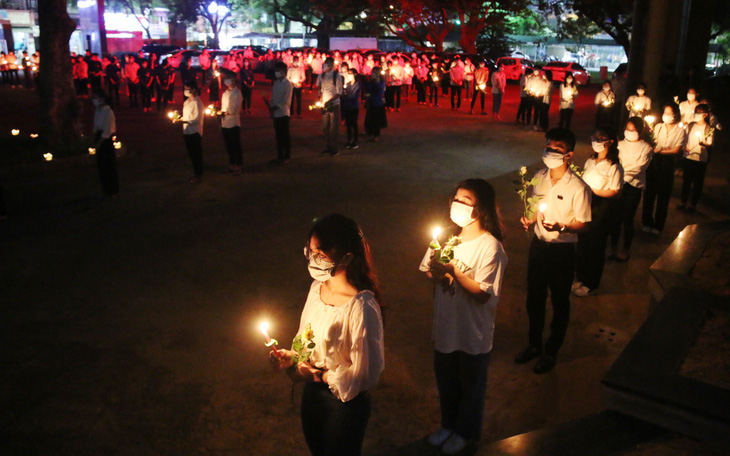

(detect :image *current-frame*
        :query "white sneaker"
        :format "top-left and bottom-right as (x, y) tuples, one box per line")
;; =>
(574, 285), (592, 297)
(442, 433), (468, 454)
(427, 428), (453, 447)
(571, 281), (583, 292)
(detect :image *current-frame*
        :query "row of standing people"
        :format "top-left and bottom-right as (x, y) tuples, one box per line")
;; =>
(0, 50), (39, 88)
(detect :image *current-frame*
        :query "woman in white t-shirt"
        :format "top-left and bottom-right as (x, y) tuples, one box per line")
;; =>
(558, 72), (579, 129)
(419, 179), (508, 455)
(609, 117), (653, 261)
(270, 214), (385, 456)
(574, 126), (623, 297)
(678, 88), (699, 124)
(625, 83), (651, 118)
(680, 104), (715, 212)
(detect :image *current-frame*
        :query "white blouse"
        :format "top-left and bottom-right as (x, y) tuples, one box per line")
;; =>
(297, 281), (384, 402)
(654, 122), (686, 151)
(182, 96), (204, 136)
(582, 157), (623, 192)
(594, 90), (615, 107)
(93, 105), (116, 139)
(618, 139), (653, 188)
(559, 84), (578, 109)
(418, 232), (508, 355)
(626, 94), (651, 116)
(684, 123), (714, 163)
(679, 100), (699, 124)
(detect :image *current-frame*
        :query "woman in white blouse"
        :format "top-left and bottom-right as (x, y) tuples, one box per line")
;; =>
(574, 126), (623, 297)
(608, 117), (653, 261)
(558, 72), (579, 129)
(642, 104), (686, 233)
(680, 103), (715, 212)
(270, 214), (384, 456)
(625, 83), (651, 118)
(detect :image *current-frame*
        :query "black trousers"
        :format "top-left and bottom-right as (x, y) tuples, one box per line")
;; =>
(517, 97), (530, 122)
(681, 158), (707, 207)
(95, 138), (119, 196)
(450, 85), (462, 108)
(530, 96), (542, 125)
(221, 126), (242, 166)
(559, 108), (574, 129)
(539, 102), (550, 130)
(470, 89), (486, 111)
(343, 108), (359, 145)
(434, 350), (490, 441)
(576, 196), (616, 290)
(526, 238), (575, 357)
(184, 133), (203, 176)
(415, 79), (426, 103)
(393, 85), (401, 109)
(292, 87), (303, 116)
(107, 80), (120, 107)
(127, 82), (138, 107)
(241, 85), (252, 110)
(140, 84), (152, 109)
(301, 382), (371, 456)
(642, 155), (675, 230)
(273, 116), (291, 160)
(610, 183), (642, 251)
(23, 68), (33, 88)
(428, 85), (439, 105)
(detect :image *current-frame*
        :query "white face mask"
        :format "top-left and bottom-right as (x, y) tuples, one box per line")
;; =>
(694, 113), (705, 123)
(662, 114), (674, 124)
(603, 86), (610, 92)
(637, 89), (645, 96)
(450, 201), (476, 227)
(687, 93), (696, 101)
(542, 149), (565, 169)
(624, 130), (640, 141)
(592, 141), (607, 153)
(307, 256), (336, 282)
(183, 90), (191, 98)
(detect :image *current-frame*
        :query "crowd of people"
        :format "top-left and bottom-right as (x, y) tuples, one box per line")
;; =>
(0, 50), (39, 89)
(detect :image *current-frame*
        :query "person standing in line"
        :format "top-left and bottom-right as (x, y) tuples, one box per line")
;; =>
(390, 59), (404, 111)
(515, 128), (592, 374)
(265, 61), (293, 165)
(403, 61), (414, 102)
(6, 51), (19, 87)
(105, 56), (122, 107)
(138, 59), (153, 112)
(239, 58), (255, 114)
(174, 83), (205, 183)
(678, 88), (700, 125)
(558, 72), (578, 129)
(269, 214), (385, 456)
(199, 49), (211, 87)
(88, 53), (103, 94)
(21, 51), (33, 88)
(535, 71), (553, 132)
(449, 57), (464, 111)
(208, 59), (222, 109)
(75, 56), (89, 97)
(364, 67), (387, 142)
(124, 55), (140, 108)
(625, 83), (651, 118)
(420, 179), (508, 455)
(594, 80), (616, 128)
(608, 117), (653, 261)
(470, 60), (489, 115)
(463, 57), (475, 101)
(573, 126), (623, 297)
(317, 57), (343, 157)
(310, 52), (323, 90)
(0, 52), (8, 85)
(679, 104), (715, 212)
(415, 59), (428, 105)
(220, 76), (243, 175)
(427, 61), (442, 108)
(516, 69), (531, 123)
(342, 68), (361, 150)
(155, 59), (173, 112)
(490, 65), (506, 121)
(287, 56), (306, 118)
(91, 91), (119, 198)
(642, 104), (686, 233)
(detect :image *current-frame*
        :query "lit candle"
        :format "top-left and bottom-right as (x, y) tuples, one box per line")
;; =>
(432, 226), (442, 244)
(43, 153), (53, 161)
(259, 322), (279, 356)
(539, 203), (547, 213)
(30, 133), (38, 138)
(113, 141), (122, 150)
(644, 115), (655, 125)
(11, 129), (19, 136)
(167, 111), (174, 119)
(88, 147), (96, 155)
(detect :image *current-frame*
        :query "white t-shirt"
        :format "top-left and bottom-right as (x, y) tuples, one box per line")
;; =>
(618, 139), (653, 188)
(93, 105), (116, 139)
(654, 122), (686, 151)
(531, 168), (592, 243)
(418, 232), (508, 355)
(297, 281), (384, 402)
(679, 100), (699, 124)
(182, 96), (204, 136)
(317, 71), (343, 105)
(220, 87), (242, 128)
(626, 94), (651, 115)
(594, 90), (615, 107)
(559, 84), (578, 109)
(582, 156), (623, 192)
(684, 123), (714, 163)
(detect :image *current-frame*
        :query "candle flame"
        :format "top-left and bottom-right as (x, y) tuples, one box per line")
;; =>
(113, 141), (122, 149)
(43, 153), (53, 161)
(88, 147), (96, 155)
(432, 226), (442, 239)
(539, 203), (547, 212)
(167, 111), (174, 118)
(644, 115), (655, 125)
(30, 133), (38, 138)
(259, 321), (269, 334)
(11, 129), (20, 136)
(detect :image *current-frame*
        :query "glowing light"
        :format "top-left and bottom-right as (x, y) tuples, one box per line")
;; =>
(43, 153), (53, 161)
(167, 111), (174, 119)
(478, 83), (486, 91)
(644, 115), (655, 125)
(88, 147), (96, 155)
(260, 321), (279, 355)
(113, 141), (122, 149)
(539, 203), (547, 213)
(30, 133), (38, 138)
(432, 226), (442, 242)
(78, 0), (96, 8)
(11, 129), (19, 136)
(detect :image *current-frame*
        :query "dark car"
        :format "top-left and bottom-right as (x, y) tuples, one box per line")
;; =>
(139, 44), (182, 59)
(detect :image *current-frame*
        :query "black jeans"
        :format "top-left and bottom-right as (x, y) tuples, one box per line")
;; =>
(681, 158), (707, 207)
(530, 96), (542, 125)
(610, 183), (642, 251)
(576, 196), (616, 290)
(470, 89), (485, 111)
(415, 78), (426, 103)
(517, 96), (530, 122)
(343, 108), (359, 145)
(450, 85), (462, 109)
(184, 133), (203, 176)
(241, 85), (252, 110)
(559, 108), (574, 129)
(642, 155), (675, 230)
(539, 102), (550, 130)
(434, 350), (490, 441)
(127, 82), (138, 107)
(292, 87), (303, 116)
(301, 382), (371, 456)
(221, 126), (242, 166)
(428, 86), (439, 105)
(140, 84), (152, 109)
(526, 238), (575, 357)
(95, 137), (119, 196)
(273, 116), (291, 160)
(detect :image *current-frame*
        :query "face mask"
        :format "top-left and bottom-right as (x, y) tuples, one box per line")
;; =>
(624, 130), (639, 141)
(694, 113), (705, 123)
(603, 86), (610, 92)
(687, 93), (696, 101)
(542, 148), (565, 169)
(183, 90), (191, 98)
(592, 141), (607, 153)
(662, 114), (674, 124)
(637, 89), (645, 96)
(450, 201), (476, 227)
(308, 256), (336, 282)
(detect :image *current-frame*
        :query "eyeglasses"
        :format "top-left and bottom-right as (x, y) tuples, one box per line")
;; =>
(303, 246), (333, 265)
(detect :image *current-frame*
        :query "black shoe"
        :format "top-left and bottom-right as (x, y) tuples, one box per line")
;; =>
(514, 346), (542, 364)
(533, 354), (556, 374)
(321, 150), (339, 157)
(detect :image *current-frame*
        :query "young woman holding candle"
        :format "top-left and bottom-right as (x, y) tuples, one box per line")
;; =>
(573, 126), (623, 297)
(558, 72), (579, 129)
(419, 179), (508, 455)
(679, 104), (714, 212)
(270, 214), (384, 456)
(594, 80), (616, 128)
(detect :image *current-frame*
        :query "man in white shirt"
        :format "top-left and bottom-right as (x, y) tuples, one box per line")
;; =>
(220, 76), (243, 174)
(516, 128), (592, 374)
(177, 83), (205, 183)
(317, 57), (343, 156)
(491, 65), (507, 121)
(123, 55), (140, 108)
(287, 56), (306, 118)
(267, 61), (293, 164)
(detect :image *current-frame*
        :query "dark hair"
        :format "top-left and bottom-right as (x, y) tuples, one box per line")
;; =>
(563, 71), (575, 87)
(637, 82), (646, 90)
(308, 214), (383, 307)
(324, 57), (335, 66)
(662, 103), (680, 123)
(545, 127), (576, 152)
(184, 83), (200, 96)
(602, 80), (612, 88)
(592, 125), (619, 165)
(274, 61), (287, 72)
(450, 179), (504, 242)
(626, 116), (645, 134)
(93, 90), (113, 107)
(695, 103), (710, 114)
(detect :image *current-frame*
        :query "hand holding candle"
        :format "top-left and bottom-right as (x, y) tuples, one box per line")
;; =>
(260, 321), (279, 356)
(430, 226), (442, 250)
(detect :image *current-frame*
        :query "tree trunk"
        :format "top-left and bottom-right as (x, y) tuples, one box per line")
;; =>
(459, 25), (479, 54)
(37, 0), (80, 150)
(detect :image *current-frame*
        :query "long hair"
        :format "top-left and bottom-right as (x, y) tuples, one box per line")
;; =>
(449, 179), (504, 242)
(308, 214), (383, 309)
(593, 125), (619, 165)
(563, 71), (575, 88)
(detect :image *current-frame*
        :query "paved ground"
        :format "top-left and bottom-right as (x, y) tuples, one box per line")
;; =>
(1, 80), (728, 455)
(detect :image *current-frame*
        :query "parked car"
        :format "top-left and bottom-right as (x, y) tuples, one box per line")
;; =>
(541, 61), (591, 85)
(495, 56), (535, 80)
(139, 44), (182, 59)
(166, 49), (201, 68)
